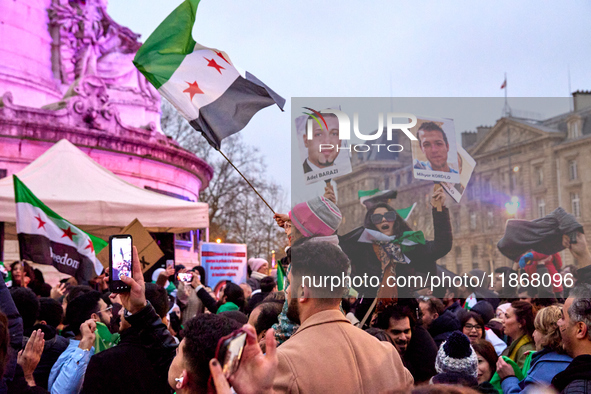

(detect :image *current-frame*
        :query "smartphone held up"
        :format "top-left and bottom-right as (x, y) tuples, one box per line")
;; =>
(215, 329), (248, 379)
(177, 272), (193, 282)
(109, 234), (133, 293)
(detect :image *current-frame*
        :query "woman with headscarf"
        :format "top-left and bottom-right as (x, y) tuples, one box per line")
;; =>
(339, 187), (453, 320)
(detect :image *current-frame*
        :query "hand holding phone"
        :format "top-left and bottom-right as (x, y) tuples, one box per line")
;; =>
(109, 245), (147, 315)
(209, 325), (278, 394)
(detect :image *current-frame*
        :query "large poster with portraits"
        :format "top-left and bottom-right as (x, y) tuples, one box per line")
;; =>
(411, 116), (461, 184)
(441, 146), (476, 203)
(295, 111), (352, 185)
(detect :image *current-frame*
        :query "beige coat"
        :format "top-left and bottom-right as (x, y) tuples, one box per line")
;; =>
(274, 310), (414, 393)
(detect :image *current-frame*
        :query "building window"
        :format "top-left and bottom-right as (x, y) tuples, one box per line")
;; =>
(455, 247), (462, 274)
(487, 209), (494, 228)
(396, 175), (401, 187)
(407, 172), (413, 185)
(453, 211), (461, 232)
(571, 193), (581, 218)
(0, 169), (6, 179)
(472, 245), (479, 270)
(569, 160), (578, 181)
(384, 177), (390, 190)
(537, 197), (546, 218)
(483, 178), (491, 197)
(535, 167), (543, 186)
(568, 121), (581, 139)
(470, 211), (477, 230)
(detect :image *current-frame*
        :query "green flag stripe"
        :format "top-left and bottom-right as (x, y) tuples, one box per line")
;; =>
(358, 188), (380, 199)
(15, 175), (63, 220)
(277, 262), (286, 291)
(133, 0), (200, 90)
(14, 176), (107, 253)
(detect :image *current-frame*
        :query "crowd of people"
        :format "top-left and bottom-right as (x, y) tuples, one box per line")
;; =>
(0, 186), (590, 394)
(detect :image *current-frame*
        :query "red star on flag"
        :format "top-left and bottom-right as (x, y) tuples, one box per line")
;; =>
(214, 50), (230, 65)
(35, 215), (46, 230)
(85, 239), (94, 253)
(61, 226), (76, 241)
(183, 81), (204, 101)
(204, 57), (225, 74)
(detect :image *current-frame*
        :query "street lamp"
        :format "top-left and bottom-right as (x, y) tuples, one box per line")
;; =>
(215, 238), (222, 244)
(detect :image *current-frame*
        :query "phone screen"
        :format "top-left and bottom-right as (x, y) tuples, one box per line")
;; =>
(110, 235), (132, 289)
(178, 273), (193, 282)
(166, 259), (175, 270)
(221, 332), (247, 378)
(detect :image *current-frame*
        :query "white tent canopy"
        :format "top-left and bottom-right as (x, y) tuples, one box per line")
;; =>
(0, 139), (209, 239)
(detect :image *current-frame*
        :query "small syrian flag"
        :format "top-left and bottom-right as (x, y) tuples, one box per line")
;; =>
(396, 203), (417, 221)
(500, 78), (507, 89)
(14, 176), (107, 283)
(358, 189), (398, 208)
(276, 262), (286, 291)
(133, 0), (285, 150)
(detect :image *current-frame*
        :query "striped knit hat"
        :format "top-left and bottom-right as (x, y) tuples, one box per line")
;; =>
(289, 196), (342, 237)
(435, 332), (478, 378)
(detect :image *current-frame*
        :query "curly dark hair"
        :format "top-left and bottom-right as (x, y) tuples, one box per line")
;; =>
(182, 314), (242, 391)
(374, 304), (416, 330)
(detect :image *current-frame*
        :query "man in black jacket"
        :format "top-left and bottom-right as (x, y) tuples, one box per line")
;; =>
(81, 247), (177, 394)
(81, 283), (173, 394)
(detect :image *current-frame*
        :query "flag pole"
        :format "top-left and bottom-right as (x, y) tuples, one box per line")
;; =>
(215, 148), (276, 214)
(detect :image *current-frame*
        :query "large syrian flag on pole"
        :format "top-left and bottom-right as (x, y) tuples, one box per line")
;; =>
(14, 176), (107, 283)
(133, 0), (285, 150)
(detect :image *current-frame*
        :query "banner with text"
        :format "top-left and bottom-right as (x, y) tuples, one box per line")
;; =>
(201, 242), (247, 291)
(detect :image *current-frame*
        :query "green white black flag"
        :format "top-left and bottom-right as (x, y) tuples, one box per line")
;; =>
(133, 0), (285, 150)
(14, 175), (106, 283)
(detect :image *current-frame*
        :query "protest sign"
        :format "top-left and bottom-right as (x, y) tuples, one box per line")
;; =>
(201, 242), (247, 290)
(295, 113), (352, 185)
(441, 146), (476, 203)
(411, 116), (460, 184)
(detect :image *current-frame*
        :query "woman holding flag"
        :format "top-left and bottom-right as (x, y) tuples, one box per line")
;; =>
(339, 187), (453, 324)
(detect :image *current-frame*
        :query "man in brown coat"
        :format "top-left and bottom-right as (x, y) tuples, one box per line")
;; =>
(273, 240), (414, 393)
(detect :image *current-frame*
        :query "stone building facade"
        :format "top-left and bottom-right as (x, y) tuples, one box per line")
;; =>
(336, 93), (591, 273)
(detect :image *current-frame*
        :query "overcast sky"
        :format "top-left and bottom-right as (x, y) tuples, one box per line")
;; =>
(109, 0), (591, 197)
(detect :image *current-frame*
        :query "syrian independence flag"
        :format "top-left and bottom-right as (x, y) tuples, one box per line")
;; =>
(14, 176), (107, 283)
(358, 189), (398, 208)
(133, 0), (285, 150)
(396, 203), (417, 221)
